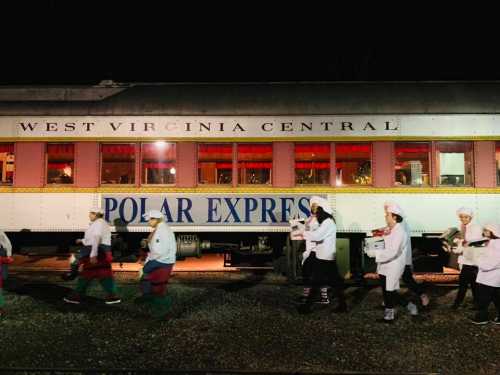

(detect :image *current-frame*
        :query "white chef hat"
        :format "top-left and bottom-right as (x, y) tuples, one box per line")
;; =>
(456, 207), (473, 217)
(384, 201), (406, 217)
(386, 203), (404, 217)
(310, 196), (333, 215)
(143, 210), (164, 220)
(309, 196), (323, 207)
(484, 223), (500, 238)
(89, 206), (104, 215)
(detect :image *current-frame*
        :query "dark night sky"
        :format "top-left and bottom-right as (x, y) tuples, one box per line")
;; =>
(1, 2), (498, 85)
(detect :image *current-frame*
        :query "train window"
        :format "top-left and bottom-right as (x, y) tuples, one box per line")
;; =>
(237, 143), (272, 185)
(101, 144), (136, 185)
(0, 143), (14, 185)
(198, 144), (232, 185)
(436, 141), (473, 186)
(46, 143), (74, 184)
(335, 143), (372, 185)
(141, 142), (176, 185)
(295, 143), (330, 185)
(394, 142), (431, 186)
(497, 142), (500, 186)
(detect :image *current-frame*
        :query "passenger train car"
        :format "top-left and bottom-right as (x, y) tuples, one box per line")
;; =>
(2, 81), (500, 278)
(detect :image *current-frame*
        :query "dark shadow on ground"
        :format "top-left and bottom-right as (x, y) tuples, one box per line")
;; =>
(4, 276), (148, 317)
(215, 271), (267, 293)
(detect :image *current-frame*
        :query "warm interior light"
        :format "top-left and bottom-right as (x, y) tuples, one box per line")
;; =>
(154, 141), (167, 149)
(170, 167), (176, 174)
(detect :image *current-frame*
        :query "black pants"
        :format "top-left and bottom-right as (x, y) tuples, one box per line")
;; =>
(454, 264), (478, 306)
(475, 283), (500, 321)
(380, 275), (397, 309)
(402, 265), (423, 296)
(303, 253), (345, 305)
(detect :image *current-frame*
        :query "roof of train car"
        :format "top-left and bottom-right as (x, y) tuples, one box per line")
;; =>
(1, 81), (500, 115)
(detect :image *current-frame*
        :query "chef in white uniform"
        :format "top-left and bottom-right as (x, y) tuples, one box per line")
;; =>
(301, 197), (346, 312)
(298, 196), (320, 304)
(384, 201), (430, 308)
(471, 223), (500, 325)
(451, 207), (483, 309)
(376, 203), (408, 322)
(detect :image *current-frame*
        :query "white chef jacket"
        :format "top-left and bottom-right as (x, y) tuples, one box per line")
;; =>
(146, 222), (177, 265)
(81, 218), (112, 258)
(302, 218), (336, 261)
(376, 223), (408, 291)
(476, 239), (500, 288)
(302, 216), (319, 264)
(459, 222), (483, 266)
(0, 231), (12, 257)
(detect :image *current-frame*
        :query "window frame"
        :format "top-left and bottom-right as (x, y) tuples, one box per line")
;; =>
(45, 142), (76, 186)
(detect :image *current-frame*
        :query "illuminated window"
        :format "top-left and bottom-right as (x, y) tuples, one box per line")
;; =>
(436, 141), (473, 186)
(496, 142), (500, 186)
(238, 143), (272, 185)
(142, 142), (176, 184)
(0, 143), (14, 185)
(47, 143), (74, 184)
(198, 144), (232, 185)
(101, 144), (136, 185)
(394, 142), (431, 186)
(295, 143), (330, 185)
(335, 143), (372, 185)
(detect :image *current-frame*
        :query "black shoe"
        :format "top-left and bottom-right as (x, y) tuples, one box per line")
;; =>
(451, 303), (460, 310)
(468, 305), (480, 311)
(315, 296), (330, 305)
(376, 317), (394, 324)
(105, 296), (121, 305)
(63, 295), (81, 304)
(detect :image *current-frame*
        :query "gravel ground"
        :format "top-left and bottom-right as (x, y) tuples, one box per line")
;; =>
(0, 275), (499, 375)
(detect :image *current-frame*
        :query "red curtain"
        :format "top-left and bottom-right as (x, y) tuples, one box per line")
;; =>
(296, 162), (330, 169)
(336, 144), (371, 154)
(0, 144), (14, 153)
(238, 144), (273, 154)
(47, 144), (74, 155)
(238, 162), (272, 169)
(48, 163), (72, 169)
(215, 162), (233, 169)
(395, 143), (430, 154)
(295, 144), (330, 153)
(199, 144), (233, 154)
(142, 143), (176, 159)
(102, 144), (136, 154)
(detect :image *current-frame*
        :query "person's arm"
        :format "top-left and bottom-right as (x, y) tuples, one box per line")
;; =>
(303, 220), (334, 242)
(376, 228), (404, 264)
(0, 232), (12, 257)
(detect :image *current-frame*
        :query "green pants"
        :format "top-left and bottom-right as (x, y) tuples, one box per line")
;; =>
(75, 277), (117, 296)
(0, 289), (4, 308)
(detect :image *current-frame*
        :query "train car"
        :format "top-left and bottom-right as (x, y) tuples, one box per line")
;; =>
(1, 81), (500, 278)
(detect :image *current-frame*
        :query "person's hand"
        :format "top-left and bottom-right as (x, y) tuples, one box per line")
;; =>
(89, 256), (98, 264)
(75, 239), (83, 245)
